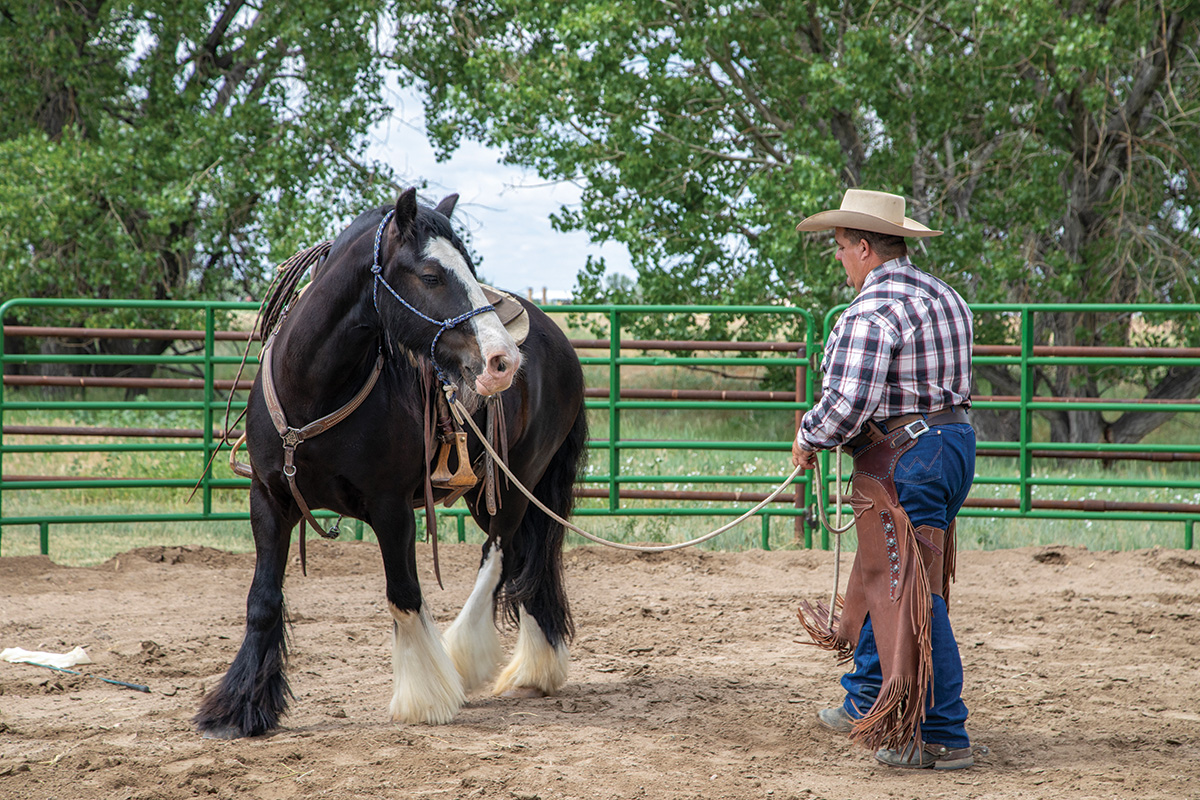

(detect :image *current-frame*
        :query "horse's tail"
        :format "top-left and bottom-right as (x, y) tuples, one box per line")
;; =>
(499, 401), (588, 645)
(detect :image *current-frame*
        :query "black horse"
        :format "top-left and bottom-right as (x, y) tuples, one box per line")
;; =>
(194, 188), (588, 738)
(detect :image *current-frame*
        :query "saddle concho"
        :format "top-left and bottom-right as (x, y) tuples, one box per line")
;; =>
(428, 285), (528, 502)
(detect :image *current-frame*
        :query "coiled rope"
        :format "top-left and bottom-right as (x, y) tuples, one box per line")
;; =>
(813, 446), (855, 626)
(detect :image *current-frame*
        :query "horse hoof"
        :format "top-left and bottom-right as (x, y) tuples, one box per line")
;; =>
(199, 725), (242, 740)
(499, 686), (547, 699)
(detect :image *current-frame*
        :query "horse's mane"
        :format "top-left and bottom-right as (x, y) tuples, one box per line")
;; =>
(252, 202), (466, 356)
(260, 203), (473, 344)
(414, 206), (478, 276)
(193, 238), (333, 496)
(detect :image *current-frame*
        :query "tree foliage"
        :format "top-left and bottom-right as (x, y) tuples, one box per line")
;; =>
(394, 0), (1200, 443)
(0, 0), (401, 330)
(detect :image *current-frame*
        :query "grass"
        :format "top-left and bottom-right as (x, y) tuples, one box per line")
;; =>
(3, 338), (1199, 564)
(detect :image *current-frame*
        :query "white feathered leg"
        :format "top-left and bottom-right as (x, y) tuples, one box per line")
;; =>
(493, 605), (569, 698)
(387, 604), (465, 724)
(443, 546), (504, 692)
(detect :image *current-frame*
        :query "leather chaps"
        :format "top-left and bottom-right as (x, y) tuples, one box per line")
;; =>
(798, 425), (957, 753)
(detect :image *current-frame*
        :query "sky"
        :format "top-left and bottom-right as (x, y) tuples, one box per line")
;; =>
(366, 83), (634, 300)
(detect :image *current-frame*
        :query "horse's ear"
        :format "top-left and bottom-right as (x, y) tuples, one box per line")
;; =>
(434, 193), (459, 219)
(393, 188), (419, 241)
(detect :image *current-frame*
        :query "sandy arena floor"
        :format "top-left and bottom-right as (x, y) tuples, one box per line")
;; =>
(1, 539), (1198, 799)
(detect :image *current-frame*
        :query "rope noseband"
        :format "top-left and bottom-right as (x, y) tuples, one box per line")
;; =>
(370, 209), (496, 389)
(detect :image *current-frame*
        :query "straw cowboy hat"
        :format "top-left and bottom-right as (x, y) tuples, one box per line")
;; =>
(795, 189), (942, 238)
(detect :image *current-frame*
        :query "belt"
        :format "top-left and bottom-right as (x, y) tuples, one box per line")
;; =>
(846, 405), (971, 451)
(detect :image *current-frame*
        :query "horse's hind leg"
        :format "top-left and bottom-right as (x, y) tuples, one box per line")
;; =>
(485, 407), (585, 699)
(373, 501), (465, 724)
(487, 494), (573, 699)
(443, 540), (504, 692)
(194, 481), (295, 738)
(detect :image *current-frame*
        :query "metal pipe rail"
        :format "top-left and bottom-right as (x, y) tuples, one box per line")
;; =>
(4, 325), (257, 342)
(3, 299), (1199, 557)
(5, 375), (253, 391)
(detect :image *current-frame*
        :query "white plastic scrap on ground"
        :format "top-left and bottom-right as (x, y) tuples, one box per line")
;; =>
(1, 646), (92, 669)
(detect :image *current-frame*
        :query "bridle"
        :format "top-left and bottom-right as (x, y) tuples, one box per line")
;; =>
(370, 208), (496, 389)
(231, 211), (503, 574)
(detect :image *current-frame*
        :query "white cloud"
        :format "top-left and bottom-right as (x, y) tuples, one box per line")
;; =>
(366, 81), (634, 297)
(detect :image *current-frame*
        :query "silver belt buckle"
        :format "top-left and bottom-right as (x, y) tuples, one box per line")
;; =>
(903, 418), (930, 440)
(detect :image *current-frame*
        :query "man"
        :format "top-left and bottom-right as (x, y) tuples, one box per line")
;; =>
(791, 189), (976, 770)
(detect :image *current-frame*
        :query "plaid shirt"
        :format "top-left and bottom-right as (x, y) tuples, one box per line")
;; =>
(798, 257), (973, 450)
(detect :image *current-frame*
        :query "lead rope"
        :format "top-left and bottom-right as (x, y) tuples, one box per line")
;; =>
(448, 392), (804, 553)
(813, 446), (856, 627)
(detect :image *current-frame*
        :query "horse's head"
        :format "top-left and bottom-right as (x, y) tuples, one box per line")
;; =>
(374, 188), (521, 397)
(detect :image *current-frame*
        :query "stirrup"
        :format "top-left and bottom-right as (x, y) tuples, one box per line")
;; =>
(431, 431), (478, 489)
(414, 484), (473, 509)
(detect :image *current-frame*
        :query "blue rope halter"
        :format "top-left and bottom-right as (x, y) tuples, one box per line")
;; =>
(370, 208), (495, 389)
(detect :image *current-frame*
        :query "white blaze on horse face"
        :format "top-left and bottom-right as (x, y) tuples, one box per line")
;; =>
(424, 237), (521, 396)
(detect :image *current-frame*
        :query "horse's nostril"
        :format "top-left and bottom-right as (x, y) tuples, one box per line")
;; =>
(497, 358), (508, 374)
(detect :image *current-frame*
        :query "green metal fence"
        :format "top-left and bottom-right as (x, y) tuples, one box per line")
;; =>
(816, 302), (1200, 551)
(2, 298), (1198, 559)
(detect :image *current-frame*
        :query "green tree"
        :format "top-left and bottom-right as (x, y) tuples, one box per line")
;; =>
(394, 0), (1200, 444)
(0, 0), (402, 362)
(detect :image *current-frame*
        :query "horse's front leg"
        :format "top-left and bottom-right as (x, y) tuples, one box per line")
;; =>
(194, 480), (296, 738)
(373, 499), (465, 724)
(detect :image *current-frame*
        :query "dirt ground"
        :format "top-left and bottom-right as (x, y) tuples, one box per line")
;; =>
(1, 539), (1198, 800)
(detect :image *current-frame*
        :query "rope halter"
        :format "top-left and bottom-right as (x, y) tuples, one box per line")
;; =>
(370, 208), (496, 390)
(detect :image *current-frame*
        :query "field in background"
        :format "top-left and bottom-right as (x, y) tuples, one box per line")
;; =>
(3, 345), (1198, 565)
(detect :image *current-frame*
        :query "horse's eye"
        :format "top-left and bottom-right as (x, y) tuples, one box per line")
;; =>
(420, 273), (442, 287)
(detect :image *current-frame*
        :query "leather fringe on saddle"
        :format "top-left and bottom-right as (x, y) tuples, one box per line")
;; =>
(420, 360), (443, 587)
(797, 426), (958, 755)
(483, 393), (509, 517)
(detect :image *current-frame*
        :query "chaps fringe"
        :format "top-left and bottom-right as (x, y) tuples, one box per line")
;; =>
(943, 520), (958, 607)
(848, 521), (934, 753)
(796, 596), (854, 663)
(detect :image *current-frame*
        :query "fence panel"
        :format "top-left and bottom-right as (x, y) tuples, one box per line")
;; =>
(2, 298), (1198, 559)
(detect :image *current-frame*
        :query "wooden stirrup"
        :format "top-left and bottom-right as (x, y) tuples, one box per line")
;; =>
(228, 433), (254, 478)
(431, 432), (477, 489)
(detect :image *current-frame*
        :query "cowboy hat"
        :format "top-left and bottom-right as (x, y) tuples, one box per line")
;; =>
(794, 189), (941, 238)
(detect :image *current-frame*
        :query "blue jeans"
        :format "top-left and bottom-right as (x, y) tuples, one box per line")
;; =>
(840, 423), (975, 749)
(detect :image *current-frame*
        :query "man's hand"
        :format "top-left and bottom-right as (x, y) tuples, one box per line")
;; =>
(791, 438), (818, 470)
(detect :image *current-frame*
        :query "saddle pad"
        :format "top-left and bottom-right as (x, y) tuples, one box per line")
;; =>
(481, 285), (529, 346)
